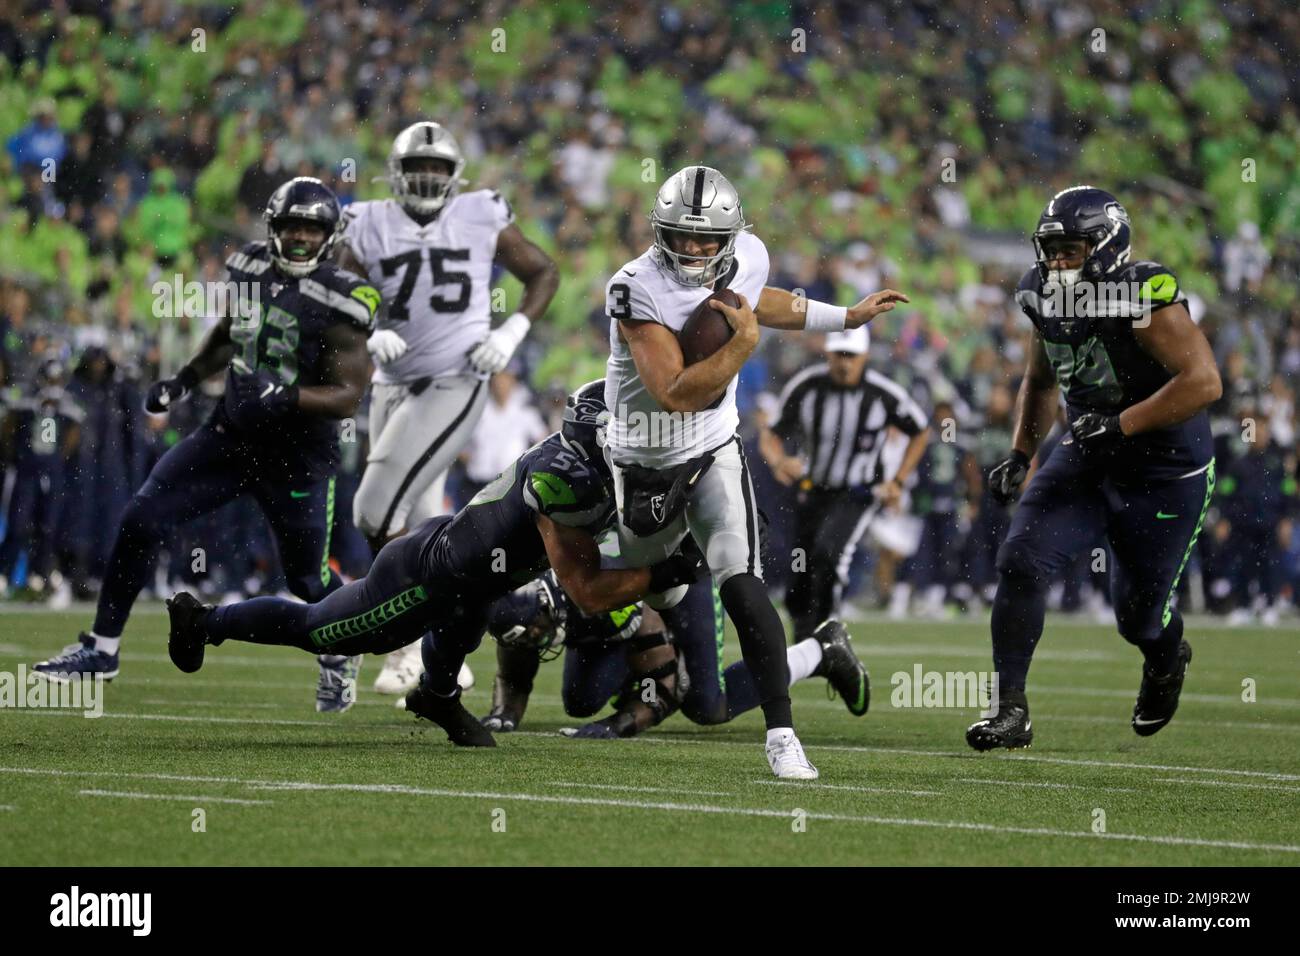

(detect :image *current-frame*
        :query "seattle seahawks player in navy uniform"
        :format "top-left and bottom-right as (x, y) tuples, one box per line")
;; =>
(164, 381), (707, 747)
(480, 572), (869, 739)
(967, 186), (1222, 750)
(35, 178), (379, 714)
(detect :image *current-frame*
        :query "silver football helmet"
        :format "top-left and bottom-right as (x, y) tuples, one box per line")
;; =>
(650, 165), (746, 286)
(386, 121), (466, 215)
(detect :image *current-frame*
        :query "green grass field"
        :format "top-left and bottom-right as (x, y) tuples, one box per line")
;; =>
(1, 608), (1297, 866)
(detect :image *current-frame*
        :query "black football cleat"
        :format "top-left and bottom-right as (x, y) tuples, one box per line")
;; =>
(812, 619), (870, 716)
(966, 689), (1033, 751)
(406, 683), (496, 747)
(166, 592), (213, 673)
(1132, 640), (1192, 737)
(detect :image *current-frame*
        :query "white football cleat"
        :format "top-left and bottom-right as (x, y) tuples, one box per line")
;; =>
(766, 729), (819, 780)
(372, 642), (423, 695)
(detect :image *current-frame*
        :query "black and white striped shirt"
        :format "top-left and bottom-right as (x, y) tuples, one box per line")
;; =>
(770, 365), (929, 490)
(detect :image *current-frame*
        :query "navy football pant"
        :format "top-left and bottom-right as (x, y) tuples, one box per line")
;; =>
(992, 439), (1215, 690)
(94, 425), (341, 637)
(561, 578), (762, 723)
(206, 516), (488, 690)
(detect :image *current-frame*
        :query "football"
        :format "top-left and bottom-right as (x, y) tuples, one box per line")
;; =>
(678, 288), (741, 365)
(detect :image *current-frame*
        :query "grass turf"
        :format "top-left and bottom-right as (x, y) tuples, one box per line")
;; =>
(1, 609), (1297, 866)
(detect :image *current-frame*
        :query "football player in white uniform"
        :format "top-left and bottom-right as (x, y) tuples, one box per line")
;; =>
(337, 121), (558, 695)
(603, 165), (906, 778)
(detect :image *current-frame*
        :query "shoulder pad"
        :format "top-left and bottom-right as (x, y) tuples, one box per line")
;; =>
(226, 242), (271, 277)
(298, 266), (380, 332)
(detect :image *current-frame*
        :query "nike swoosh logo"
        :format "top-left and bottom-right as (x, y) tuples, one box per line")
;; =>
(290, 490), (311, 499)
(624, 271), (636, 277)
(1133, 716), (1165, 726)
(1156, 511), (1179, 519)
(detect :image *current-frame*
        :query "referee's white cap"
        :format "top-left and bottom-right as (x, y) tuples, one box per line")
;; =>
(825, 325), (870, 355)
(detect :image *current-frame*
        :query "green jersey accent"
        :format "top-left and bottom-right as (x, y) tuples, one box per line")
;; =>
(320, 476), (336, 588)
(1141, 273), (1177, 305)
(530, 471), (577, 509)
(350, 284), (381, 316)
(1161, 459), (1215, 628)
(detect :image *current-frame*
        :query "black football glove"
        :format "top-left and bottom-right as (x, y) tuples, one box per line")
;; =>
(647, 534), (707, 593)
(988, 450), (1030, 505)
(144, 366), (199, 414)
(224, 367), (298, 430)
(1070, 412), (1124, 453)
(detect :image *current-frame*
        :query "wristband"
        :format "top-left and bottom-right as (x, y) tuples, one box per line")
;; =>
(804, 299), (847, 332)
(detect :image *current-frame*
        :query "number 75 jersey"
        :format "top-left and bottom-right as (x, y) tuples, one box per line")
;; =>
(341, 191), (514, 384)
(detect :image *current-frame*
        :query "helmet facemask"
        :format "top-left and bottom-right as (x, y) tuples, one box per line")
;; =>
(652, 222), (740, 287)
(267, 216), (337, 278)
(389, 156), (460, 215)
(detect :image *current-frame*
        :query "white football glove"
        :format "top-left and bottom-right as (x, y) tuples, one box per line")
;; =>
(469, 312), (530, 376)
(367, 329), (409, 365)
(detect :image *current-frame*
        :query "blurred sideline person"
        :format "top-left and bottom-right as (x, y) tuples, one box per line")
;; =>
(760, 325), (930, 638)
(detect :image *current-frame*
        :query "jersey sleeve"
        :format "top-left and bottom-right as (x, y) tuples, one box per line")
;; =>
(487, 190), (515, 232)
(521, 449), (611, 528)
(605, 271), (660, 325)
(338, 201), (375, 263)
(225, 241), (271, 281)
(770, 365), (822, 443)
(301, 266), (381, 333)
(1130, 261), (1186, 313)
(729, 231), (771, 300)
(873, 373), (929, 436)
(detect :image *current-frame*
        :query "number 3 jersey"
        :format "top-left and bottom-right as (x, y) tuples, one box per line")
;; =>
(215, 240), (379, 474)
(341, 191), (514, 384)
(1014, 260), (1212, 480)
(603, 230), (770, 468)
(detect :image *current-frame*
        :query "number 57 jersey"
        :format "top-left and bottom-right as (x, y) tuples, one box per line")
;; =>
(341, 191), (514, 384)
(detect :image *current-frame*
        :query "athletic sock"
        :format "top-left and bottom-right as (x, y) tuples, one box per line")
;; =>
(91, 633), (120, 655)
(990, 569), (1048, 692)
(787, 638), (823, 685)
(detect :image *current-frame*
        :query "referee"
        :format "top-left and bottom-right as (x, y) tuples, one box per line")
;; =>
(760, 326), (931, 639)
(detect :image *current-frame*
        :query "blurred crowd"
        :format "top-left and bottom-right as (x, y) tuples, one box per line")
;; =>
(1, 0), (1297, 621)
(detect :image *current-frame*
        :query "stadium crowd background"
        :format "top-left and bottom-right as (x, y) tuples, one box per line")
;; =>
(1, 0), (1297, 623)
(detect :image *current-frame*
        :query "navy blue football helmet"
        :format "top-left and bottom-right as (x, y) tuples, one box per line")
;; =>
(561, 379), (610, 465)
(264, 177), (342, 278)
(487, 573), (566, 661)
(1032, 185), (1131, 284)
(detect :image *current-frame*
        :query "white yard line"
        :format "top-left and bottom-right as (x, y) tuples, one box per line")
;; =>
(79, 789), (272, 806)
(1152, 777), (1300, 793)
(13, 709), (1300, 782)
(754, 780), (940, 796)
(546, 781), (733, 797)
(954, 778), (1137, 793)
(2, 765), (1294, 854)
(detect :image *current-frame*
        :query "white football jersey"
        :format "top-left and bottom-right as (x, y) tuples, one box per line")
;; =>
(603, 230), (770, 467)
(340, 191), (513, 383)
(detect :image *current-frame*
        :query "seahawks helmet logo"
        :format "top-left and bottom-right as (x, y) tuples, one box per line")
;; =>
(1104, 202), (1129, 226)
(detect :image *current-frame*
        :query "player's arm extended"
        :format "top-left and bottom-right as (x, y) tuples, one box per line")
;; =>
(184, 314), (236, 381)
(1011, 329), (1060, 459)
(1121, 303), (1222, 435)
(618, 294), (757, 414)
(754, 287), (909, 331)
(295, 323), (370, 419)
(495, 225), (560, 321)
